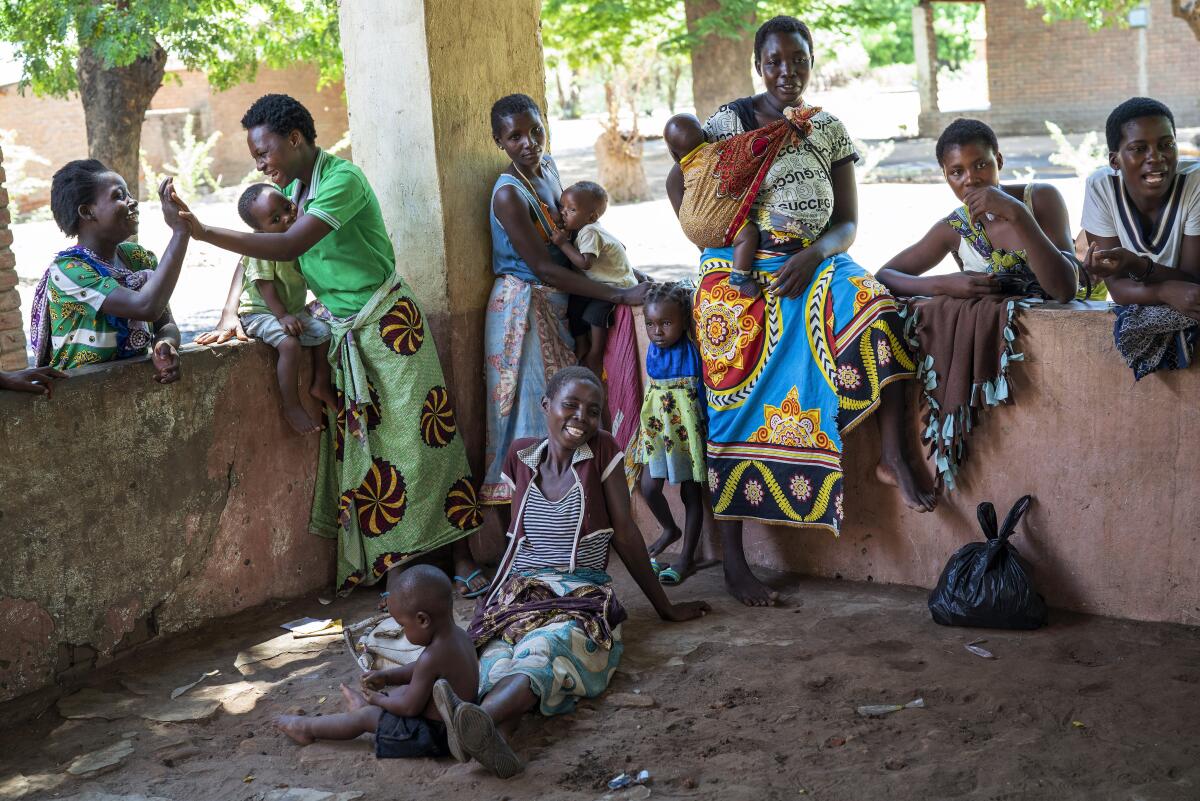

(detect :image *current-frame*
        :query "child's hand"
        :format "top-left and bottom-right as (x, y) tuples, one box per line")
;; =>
(550, 229), (570, 248)
(152, 341), (181, 384)
(277, 313), (304, 337)
(664, 600), (711, 622)
(361, 688), (385, 707)
(361, 671), (386, 692)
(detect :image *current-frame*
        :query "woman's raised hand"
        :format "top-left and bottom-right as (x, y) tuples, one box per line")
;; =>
(664, 599), (711, 622)
(962, 185), (1027, 225)
(158, 178), (192, 235)
(164, 181), (207, 241)
(768, 248), (824, 298)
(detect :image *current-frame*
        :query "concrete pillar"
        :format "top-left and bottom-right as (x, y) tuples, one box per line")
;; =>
(913, 1), (940, 121)
(0, 146), (28, 371)
(337, 0), (546, 479)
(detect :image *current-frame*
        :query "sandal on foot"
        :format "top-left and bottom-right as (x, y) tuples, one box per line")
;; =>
(649, 559), (664, 576)
(453, 569), (489, 599)
(432, 679), (467, 763)
(454, 700), (524, 778)
(659, 567), (684, 586)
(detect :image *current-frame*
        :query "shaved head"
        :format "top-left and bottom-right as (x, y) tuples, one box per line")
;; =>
(386, 564), (453, 619)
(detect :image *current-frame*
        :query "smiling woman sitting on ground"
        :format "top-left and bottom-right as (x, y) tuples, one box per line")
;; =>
(432, 366), (710, 779)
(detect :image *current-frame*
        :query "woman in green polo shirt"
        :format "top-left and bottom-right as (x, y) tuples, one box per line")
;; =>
(184, 94), (487, 597)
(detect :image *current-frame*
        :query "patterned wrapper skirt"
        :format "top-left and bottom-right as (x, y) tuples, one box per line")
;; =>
(309, 278), (481, 593)
(635, 376), (707, 485)
(475, 569), (625, 716)
(694, 248), (915, 534)
(482, 275), (575, 505)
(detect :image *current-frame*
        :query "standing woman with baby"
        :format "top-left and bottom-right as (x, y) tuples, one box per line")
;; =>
(481, 93), (649, 512)
(182, 94), (487, 599)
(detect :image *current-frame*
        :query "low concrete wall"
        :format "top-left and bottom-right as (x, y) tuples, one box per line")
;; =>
(633, 306), (1200, 627)
(0, 343), (332, 704)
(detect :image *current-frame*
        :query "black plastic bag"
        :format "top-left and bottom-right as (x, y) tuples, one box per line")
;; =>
(928, 495), (1047, 629)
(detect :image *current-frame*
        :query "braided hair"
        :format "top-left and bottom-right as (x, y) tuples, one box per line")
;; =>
(644, 281), (694, 322)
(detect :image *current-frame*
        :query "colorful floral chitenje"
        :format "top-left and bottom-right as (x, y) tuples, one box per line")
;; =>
(29, 242), (161, 369)
(310, 279), (481, 594)
(695, 250), (914, 534)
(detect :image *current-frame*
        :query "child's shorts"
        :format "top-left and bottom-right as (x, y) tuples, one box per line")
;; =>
(374, 712), (450, 759)
(566, 295), (615, 337)
(240, 310), (330, 349)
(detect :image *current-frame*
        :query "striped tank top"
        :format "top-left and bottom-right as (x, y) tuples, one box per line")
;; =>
(510, 483), (610, 572)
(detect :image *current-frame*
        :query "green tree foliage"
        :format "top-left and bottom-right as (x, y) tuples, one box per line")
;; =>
(1029, 0), (1141, 28)
(1029, 0), (1200, 40)
(0, 0), (342, 96)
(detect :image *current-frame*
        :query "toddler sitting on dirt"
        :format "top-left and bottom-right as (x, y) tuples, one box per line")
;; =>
(274, 565), (479, 760)
(234, 183), (335, 434)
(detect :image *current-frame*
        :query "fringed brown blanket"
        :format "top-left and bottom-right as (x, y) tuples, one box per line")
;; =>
(902, 295), (1027, 490)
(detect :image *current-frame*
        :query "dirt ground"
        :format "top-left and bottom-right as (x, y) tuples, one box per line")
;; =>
(2, 562), (1199, 801)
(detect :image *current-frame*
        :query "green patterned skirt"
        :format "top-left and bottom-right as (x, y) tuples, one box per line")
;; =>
(309, 277), (481, 593)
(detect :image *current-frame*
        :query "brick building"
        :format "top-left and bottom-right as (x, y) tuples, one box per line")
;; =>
(916, 0), (1199, 135)
(0, 144), (26, 370)
(0, 62), (348, 208)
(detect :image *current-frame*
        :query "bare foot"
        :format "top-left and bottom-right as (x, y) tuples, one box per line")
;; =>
(340, 683), (367, 710)
(310, 381), (338, 410)
(647, 526), (681, 558)
(875, 459), (936, 512)
(282, 403), (321, 435)
(723, 561), (780, 607)
(274, 715), (314, 745)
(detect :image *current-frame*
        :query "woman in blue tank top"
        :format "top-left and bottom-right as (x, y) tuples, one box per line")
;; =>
(481, 94), (648, 508)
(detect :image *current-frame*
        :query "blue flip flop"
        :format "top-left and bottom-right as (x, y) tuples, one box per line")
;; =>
(659, 567), (683, 586)
(454, 569), (489, 599)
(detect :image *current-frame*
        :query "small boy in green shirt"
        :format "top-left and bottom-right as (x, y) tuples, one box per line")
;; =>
(236, 183), (335, 434)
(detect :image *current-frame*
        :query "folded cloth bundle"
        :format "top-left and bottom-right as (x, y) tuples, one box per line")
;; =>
(1113, 303), (1197, 381)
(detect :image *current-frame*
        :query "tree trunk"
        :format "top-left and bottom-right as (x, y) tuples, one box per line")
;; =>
(684, 0), (755, 121)
(1173, 0), (1200, 40)
(666, 61), (683, 113)
(595, 81), (648, 204)
(76, 43), (167, 200)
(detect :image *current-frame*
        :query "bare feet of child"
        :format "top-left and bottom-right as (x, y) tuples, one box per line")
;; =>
(340, 682), (367, 709)
(283, 403), (322, 435)
(274, 714), (314, 745)
(875, 457), (936, 512)
(310, 380), (338, 411)
(647, 525), (681, 557)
